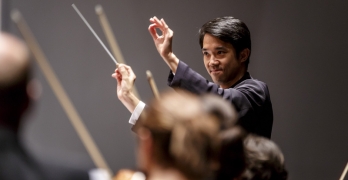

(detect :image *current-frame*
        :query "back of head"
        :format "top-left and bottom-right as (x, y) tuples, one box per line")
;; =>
(135, 90), (222, 179)
(201, 94), (247, 180)
(199, 16), (251, 67)
(0, 32), (30, 130)
(239, 134), (288, 180)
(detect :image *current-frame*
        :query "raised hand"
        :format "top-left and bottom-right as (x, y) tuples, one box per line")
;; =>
(148, 16), (179, 73)
(112, 64), (139, 113)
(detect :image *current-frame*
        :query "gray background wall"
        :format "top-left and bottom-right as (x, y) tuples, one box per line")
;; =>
(2, 0), (348, 179)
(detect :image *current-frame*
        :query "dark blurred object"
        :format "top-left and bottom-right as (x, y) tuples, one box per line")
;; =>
(238, 134), (288, 180)
(0, 32), (89, 180)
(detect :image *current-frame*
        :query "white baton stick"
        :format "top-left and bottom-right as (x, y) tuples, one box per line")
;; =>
(72, 4), (118, 65)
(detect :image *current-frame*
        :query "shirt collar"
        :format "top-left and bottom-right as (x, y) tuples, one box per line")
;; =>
(231, 72), (252, 88)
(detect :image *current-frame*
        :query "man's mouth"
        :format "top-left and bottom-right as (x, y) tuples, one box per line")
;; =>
(210, 69), (223, 74)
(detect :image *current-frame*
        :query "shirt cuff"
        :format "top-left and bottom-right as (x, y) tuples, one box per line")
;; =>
(129, 101), (146, 125)
(131, 172), (146, 180)
(88, 168), (111, 180)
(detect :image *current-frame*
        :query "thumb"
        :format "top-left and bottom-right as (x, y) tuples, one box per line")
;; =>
(111, 73), (117, 79)
(148, 24), (159, 40)
(115, 73), (122, 87)
(118, 66), (129, 77)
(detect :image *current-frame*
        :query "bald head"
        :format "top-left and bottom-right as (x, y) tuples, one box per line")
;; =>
(0, 32), (31, 130)
(0, 32), (30, 88)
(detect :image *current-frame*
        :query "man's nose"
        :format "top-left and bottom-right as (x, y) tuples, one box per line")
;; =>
(209, 56), (219, 66)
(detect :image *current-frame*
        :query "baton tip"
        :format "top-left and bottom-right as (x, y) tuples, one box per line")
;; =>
(95, 4), (103, 15)
(10, 9), (21, 23)
(146, 70), (152, 78)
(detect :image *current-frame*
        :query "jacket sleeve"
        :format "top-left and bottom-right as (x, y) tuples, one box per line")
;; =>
(168, 61), (268, 106)
(168, 61), (272, 137)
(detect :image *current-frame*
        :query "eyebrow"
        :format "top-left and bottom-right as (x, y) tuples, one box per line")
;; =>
(202, 46), (228, 51)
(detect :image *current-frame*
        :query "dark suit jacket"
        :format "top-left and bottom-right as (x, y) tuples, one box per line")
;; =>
(167, 61), (273, 138)
(0, 127), (90, 180)
(0, 128), (46, 180)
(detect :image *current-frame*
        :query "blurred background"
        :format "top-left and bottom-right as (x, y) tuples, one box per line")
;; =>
(1, 0), (348, 179)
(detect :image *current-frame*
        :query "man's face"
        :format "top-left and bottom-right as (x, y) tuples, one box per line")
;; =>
(202, 34), (243, 88)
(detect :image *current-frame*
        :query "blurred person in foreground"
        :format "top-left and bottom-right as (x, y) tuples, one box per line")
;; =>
(237, 135), (288, 180)
(132, 89), (244, 180)
(113, 64), (287, 180)
(113, 64), (247, 180)
(0, 32), (89, 180)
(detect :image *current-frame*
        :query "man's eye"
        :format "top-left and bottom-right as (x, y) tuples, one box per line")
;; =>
(203, 52), (209, 56)
(217, 51), (225, 55)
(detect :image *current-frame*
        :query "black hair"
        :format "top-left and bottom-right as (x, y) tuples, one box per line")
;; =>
(201, 94), (247, 180)
(199, 16), (251, 68)
(0, 64), (30, 131)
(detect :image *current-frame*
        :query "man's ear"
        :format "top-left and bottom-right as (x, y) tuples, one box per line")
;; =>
(26, 78), (42, 101)
(138, 127), (153, 157)
(138, 127), (151, 141)
(239, 48), (250, 63)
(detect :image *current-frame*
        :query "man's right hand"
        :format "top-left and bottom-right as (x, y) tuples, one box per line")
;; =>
(112, 64), (140, 113)
(148, 16), (179, 73)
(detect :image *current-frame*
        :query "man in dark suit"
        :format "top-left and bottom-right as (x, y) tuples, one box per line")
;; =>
(148, 16), (273, 138)
(0, 32), (90, 180)
(114, 16), (273, 138)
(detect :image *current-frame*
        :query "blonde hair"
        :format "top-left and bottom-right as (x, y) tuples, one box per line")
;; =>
(134, 90), (221, 179)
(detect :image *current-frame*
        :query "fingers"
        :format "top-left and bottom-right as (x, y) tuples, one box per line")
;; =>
(124, 65), (136, 81)
(119, 66), (128, 76)
(112, 70), (122, 88)
(113, 63), (127, 80)
(112, 70), (122, 83)
(114, 64), (136, 81)
(148, 24), (159, 40)
(149, 16), (162, 26)
(149, 16), (168, 39)
(116, 64), (127, 74)
(161, 18), (168, 28)
(151, 16), (163, 27)
(116, 74), (121, 87)
(152, 17), (169, 32)
(161, 18), (173, 38)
